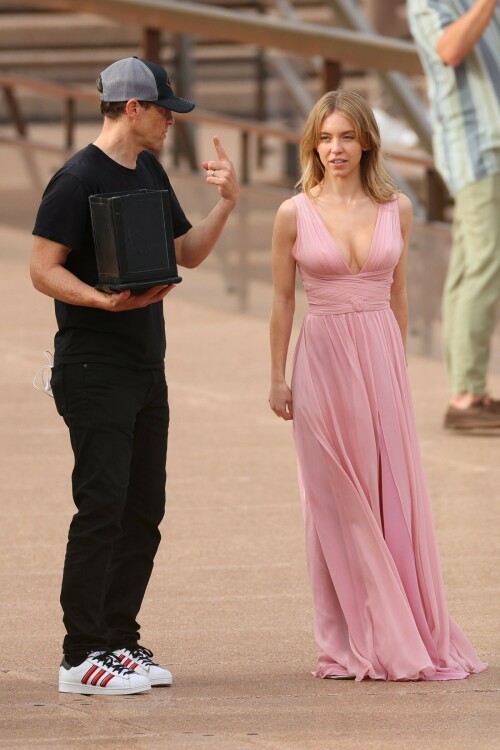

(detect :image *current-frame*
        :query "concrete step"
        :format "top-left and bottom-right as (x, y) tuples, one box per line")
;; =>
(0, 12), (140, 49)
(0, 2), (331, 50)
(0, 3), (334, 121)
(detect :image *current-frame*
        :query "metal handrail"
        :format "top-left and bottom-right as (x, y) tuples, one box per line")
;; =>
(0, 75), (98, 105)
(0, 73), (434, 165)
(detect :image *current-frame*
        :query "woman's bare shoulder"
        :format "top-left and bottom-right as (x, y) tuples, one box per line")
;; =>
(274, 196), (298, 233)
(273, 196), (298, 247)
(276, 196), (298, 219)
(396, 192), (413, 218)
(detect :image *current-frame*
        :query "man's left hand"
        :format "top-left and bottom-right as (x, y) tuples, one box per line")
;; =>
(202, 135), (240, 205)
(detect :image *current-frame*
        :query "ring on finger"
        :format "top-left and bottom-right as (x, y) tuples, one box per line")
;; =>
(211, 169), (216, 177)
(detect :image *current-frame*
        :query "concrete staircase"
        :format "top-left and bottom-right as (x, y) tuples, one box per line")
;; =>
(0, 1), (336, 121)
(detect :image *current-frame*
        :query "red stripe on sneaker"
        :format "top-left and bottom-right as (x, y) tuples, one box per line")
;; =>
(123, 658), (132, 667)
(100, 673), (114, 687)
(130, 662), (138, 670)
(81, 665), (98, 684)
(117, 654), (125, 663)
(91, 669), (106, 686)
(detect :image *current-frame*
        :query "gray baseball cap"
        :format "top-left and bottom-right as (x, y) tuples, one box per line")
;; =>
(97, 57), (195, 113)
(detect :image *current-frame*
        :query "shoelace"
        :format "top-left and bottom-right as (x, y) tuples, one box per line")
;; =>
(128, 646), (156, 666)
(89, 650), (135, 675)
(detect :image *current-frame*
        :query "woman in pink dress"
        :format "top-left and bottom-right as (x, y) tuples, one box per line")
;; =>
(268, 89), (486, 681)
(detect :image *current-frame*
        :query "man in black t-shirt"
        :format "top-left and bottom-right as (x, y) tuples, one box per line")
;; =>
(31, 57), (239, 696)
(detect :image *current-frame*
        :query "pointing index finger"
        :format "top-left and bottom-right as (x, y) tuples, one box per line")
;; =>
(213, 135), (227, 160)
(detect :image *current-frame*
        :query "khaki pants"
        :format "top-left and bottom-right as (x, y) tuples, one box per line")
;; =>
(443, 171), (500, 395)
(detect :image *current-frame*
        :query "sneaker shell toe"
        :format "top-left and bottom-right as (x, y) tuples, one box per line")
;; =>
(58, 656), (151, 696)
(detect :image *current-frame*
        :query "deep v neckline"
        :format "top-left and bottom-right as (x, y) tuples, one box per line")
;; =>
(304, 195), (382, 276)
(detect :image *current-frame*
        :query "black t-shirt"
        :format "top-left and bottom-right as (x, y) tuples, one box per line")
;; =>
(33, 144), (192, 368)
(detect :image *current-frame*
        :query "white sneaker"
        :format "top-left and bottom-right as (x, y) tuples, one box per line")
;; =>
(113, 646), (173, 686)
(59, 650), (151, 695)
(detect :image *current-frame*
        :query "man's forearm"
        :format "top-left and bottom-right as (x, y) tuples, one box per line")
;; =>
(31, 260), (99, 307)
(436, 0), (497, 66)
(175, 197), (237, 269)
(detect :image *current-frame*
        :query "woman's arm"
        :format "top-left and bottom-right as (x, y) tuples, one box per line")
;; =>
(390, 194), (413, 353)
(269, 199), (298, 421)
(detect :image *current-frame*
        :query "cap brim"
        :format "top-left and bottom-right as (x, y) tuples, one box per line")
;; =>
(156, 95), (195, 113)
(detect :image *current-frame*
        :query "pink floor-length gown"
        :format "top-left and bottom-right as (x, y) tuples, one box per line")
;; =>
(291, 193), (486, 681)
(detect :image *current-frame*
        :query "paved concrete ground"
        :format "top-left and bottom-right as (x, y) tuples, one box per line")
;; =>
(0, 131), (499, 749)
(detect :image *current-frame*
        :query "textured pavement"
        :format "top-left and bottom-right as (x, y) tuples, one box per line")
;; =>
(0, 132), (499, 749)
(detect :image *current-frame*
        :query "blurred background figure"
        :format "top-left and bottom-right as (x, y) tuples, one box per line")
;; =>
(408, 0), (500, 431)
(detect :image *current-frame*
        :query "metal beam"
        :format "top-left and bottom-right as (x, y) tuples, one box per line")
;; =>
(1, 0), (423, 75)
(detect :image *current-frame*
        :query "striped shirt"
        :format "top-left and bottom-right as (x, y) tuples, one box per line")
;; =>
(408, 0), (500, 195)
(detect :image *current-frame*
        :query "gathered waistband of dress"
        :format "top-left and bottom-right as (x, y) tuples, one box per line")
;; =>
(307, 300), (391, 315)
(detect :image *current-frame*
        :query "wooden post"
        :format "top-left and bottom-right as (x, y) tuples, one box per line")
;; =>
(241, 130), (249, 185)
(322, 60), (342, 93)
(173, 34), (198, 171)
(255, 0), (267, 169)
(64, 98), (75, 150)
(2, 85), (27, 136)
(2, 85), (43, 190)
(142, 27), (161, 63)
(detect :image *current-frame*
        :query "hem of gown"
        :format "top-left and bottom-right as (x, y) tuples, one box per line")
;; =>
(314, 662), (488, 682)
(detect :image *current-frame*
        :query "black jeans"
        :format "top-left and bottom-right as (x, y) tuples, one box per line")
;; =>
(51, 363), (169, 661)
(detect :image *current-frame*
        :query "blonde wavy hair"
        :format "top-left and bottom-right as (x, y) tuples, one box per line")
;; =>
(297, 89), (398, 203)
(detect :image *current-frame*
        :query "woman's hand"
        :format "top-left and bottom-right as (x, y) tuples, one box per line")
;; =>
(269, 381), (293, 420)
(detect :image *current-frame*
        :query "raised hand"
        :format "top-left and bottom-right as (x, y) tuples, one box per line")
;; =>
(202, 135), (240, 205)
